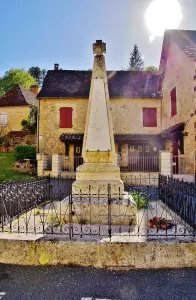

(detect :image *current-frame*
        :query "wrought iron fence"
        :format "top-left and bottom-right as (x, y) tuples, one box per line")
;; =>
(0, 174), (196, 241)
(159, 175), (196, 229)
(0, 177), (49, 224)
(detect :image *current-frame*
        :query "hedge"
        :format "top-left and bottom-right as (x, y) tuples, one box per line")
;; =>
(14, 145), (36, 161)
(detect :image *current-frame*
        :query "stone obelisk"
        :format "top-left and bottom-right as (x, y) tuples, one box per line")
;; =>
(72, 40), (124, 196)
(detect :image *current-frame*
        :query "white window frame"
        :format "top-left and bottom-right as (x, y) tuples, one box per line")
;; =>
(0, 112), (8, 126)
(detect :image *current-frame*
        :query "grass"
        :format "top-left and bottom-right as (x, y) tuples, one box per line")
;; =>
(0, 152), (35, 183)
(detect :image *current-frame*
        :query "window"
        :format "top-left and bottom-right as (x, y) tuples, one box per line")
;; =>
(170, 87), (177, 117)
(60, 107), (72, 128)
(143, 108), (157, 127)
(0, 112), (8, 126)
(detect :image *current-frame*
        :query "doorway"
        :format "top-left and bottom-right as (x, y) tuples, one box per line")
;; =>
(74, 144), (83, 171)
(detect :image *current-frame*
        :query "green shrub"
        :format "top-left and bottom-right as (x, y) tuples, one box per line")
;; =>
(14, 145), (36, 161)
(131, 191), (148, 209)
(0, 136), (4, 145)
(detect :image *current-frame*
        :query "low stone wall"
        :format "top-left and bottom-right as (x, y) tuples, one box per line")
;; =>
(0, 240), (196, 269)
(13, 159), (37, 175)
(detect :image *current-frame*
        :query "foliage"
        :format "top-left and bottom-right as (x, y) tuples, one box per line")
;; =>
(21, 106), (37, 134)
(131, 191), (148, 209)
(145, 66), (158, 72)
(14, 145), (36, 161)
(129, 45), (144, 71)
(47, 212), (60, 225)
(0, 136), (4, 145)
(0, 125), (10, 137)
(0, 68), (36, 96)
(0, 153), (33, 182)
(28, 66), (47, 87)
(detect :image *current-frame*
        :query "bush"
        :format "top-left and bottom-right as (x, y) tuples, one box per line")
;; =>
(14, 145), (36, 161)
(131, 191), (148, 209)
(0, 136), (4, 145)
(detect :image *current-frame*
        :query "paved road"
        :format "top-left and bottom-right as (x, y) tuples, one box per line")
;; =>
(0, 265), (196, 300)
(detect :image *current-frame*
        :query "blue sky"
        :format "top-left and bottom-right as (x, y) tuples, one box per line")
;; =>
(0, 0), (195, 76)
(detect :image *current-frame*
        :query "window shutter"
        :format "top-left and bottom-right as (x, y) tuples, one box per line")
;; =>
(66, 107), (72, 128)
(143, 108), (157, 127)
(60, 107), (72, 128)
(0, 112), (8, 125)
(150, 108), (157, 127)
(171, 87), (177, 117)
(143, 108), (149, 127)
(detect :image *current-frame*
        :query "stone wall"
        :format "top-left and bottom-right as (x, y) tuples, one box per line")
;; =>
(39, 98), (161, 155)
(1, 240), (196, 269)
(162, 42), (196, 157)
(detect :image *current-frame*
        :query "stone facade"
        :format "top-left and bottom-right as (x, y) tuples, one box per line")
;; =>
(39, 99), (88, 154)
(38, 97), (161, 155)
(162, 42), (196, 157)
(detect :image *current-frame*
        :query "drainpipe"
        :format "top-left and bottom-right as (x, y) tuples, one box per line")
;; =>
(37, 98), (40, 153)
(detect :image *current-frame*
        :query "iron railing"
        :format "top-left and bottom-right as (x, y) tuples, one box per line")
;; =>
(0, 175), (196, 241)
(117, 154), (159, 172)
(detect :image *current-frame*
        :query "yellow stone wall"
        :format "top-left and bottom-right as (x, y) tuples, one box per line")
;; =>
(0, 106), (29, 131)
(39, 98), (161, 154)
(162, 42), (196, 156)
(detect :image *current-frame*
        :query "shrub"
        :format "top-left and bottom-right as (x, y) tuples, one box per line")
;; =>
(131, 191), (148, 209)
(14, 145), (36, 161)
(0, 136), (4, 145)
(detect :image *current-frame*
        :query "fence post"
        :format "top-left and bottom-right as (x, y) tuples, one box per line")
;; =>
(69, 185), (73, 240)
(108, 184), (112, 241)
(159, 151), (172, 177)
(48, 174), (51, 201)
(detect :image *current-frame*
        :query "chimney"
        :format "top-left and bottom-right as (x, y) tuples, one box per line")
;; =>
(54, 63), (59, 71)
(30, 85), (39, 95)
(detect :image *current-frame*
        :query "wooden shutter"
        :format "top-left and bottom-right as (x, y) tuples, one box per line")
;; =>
(150, 108), (157, 127)
(60, 107), (72, 128)
(143, 108), (149, 127)
(143, 108), (157, 127)
(171, 87), (177, 117)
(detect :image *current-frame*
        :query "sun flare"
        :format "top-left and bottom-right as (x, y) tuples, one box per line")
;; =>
(145, 0), (183, 42)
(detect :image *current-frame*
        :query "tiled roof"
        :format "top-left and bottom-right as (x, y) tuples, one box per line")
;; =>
(0, 85), (38, 107)
(159, 30), (196, 71)
(38, 70), (161, 99)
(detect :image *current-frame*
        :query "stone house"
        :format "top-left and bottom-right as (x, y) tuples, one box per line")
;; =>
(37, 31), (196, 180)
(37, 68), (163, 175)
(0, 84), (38, 149)
(160, 30), (196, 176)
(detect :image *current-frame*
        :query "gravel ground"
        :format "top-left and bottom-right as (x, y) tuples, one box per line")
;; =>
(0, 265), (196, 300)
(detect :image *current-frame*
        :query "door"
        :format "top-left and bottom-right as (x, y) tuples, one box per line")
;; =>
(74, 144), (83, 171)
(172, 141), (179, 174)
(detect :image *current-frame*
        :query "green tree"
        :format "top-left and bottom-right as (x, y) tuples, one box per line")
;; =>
(129, 45), (144, 71)
(28, 66), (47, 86)
(21, 106), (37, 134)
(0, 69), (36, 96)
(145, 66), (158, 72)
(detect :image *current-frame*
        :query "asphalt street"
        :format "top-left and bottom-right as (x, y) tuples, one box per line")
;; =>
(0, 265), (196, 300)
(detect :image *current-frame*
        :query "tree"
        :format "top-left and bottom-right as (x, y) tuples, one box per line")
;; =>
(145, 66), (158, 72)
(21, 106), (37, 134)
(0, 69), (36, 96)
(129, 45), (144, 71)
(29, 66), (46, 86)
